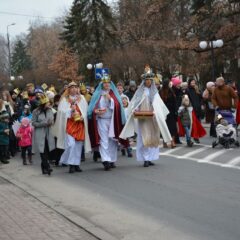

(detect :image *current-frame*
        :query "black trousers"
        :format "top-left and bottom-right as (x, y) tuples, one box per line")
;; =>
(40, 139), (51, 170)
(21, 146), (32, 159)
(0, 145), (8, 160)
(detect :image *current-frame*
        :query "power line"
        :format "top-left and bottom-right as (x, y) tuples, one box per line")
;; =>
(0, 11), (55, 20)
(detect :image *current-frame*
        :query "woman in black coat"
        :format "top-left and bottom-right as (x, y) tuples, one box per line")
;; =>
(160, 79), (178, 148)
(186, 78), (202, 143)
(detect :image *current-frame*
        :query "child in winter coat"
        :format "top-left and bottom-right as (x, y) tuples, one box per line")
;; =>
(178, 95), (194, 147)
(0, 111), (10, 164)
(16, 117), (33, 165)
(121, 95), (133, 157)
(178, 95), (206, 147)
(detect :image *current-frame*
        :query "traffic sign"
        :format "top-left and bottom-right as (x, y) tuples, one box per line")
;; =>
(95, 68), (109, 80)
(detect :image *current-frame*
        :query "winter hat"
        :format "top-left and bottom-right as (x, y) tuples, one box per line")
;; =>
(206, 82), (215, 89)
(171, 77), (182, 87)
(46, 90), (55, 100)
(129, 80), (136, 87)
(34, 87), (44, 94)
(181, 82), (188, 90)
(21, 117), (30, 127)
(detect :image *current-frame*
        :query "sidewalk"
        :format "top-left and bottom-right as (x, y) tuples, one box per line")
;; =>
(0, 177), (96, 240)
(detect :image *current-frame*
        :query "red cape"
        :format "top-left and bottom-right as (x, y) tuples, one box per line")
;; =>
(88, 90), (126, 148)
(236, 101), (240, 124)
(178, 110), (206, 138)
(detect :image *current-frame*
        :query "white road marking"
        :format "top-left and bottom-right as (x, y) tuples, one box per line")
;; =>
(198, 149), (227, 163)
(178, 147), (208, 158)
(221, 157), (240, 168)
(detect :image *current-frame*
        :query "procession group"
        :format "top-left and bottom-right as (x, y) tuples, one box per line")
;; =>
(0, 65), (239, 175)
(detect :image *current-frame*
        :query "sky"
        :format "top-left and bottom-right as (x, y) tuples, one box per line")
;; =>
(1, 0), (112, 39)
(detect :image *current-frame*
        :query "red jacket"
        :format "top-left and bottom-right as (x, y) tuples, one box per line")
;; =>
(16, 125), (33, 147)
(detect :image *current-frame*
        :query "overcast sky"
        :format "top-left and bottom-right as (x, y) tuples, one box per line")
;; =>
(0, 0), (115, 40)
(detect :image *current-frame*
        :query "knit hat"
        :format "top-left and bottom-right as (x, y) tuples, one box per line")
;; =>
(206, 82), (215, 89)
(34, 87), (44, 94)
(129, 80), (136, 87)
(171, 77), (182, 87)
(181, 82), (188, 90)
(21, 117), (30, 127)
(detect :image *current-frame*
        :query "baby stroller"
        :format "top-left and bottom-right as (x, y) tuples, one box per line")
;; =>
(212, 113), (239, 149)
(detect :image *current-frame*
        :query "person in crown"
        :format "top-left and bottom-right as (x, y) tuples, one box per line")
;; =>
(120, 65), (172, 167)
(88, 75), (126, 171)
(52, 81), (91, 173)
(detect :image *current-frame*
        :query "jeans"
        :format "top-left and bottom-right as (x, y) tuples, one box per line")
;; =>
(184, 126), (191, 142)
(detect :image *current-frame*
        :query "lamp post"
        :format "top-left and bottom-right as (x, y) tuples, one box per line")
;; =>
(199, 39), (224, 82)
(86, 62), (103, 86)
(7, 23), (16, 80)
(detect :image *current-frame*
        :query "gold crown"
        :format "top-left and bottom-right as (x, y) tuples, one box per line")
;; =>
(101, 75), (111, 83)
(39, 95), (49, 105)
(13, 88), (20, 95)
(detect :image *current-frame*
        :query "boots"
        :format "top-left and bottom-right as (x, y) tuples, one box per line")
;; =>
(121, 149), (126, 156)
(28, 155), (32, 164)
(187, 140), (193, 147)
(103, 161), (110, 171)
(69, 165), (75, 173)
(93, 151), (100, 162)
(110, 162), (116, 168)
(1, 158), (9, 164)
(143, 161), (149, 167)
(23, 156), (27, 165)
(75, 165), (82, 172)
(127, 147), (133, 157)
(171, 137), (176, 148)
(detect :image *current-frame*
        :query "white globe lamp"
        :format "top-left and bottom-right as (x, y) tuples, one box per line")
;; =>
(199, 41), (208, 50)
(87, 64), (93, 70)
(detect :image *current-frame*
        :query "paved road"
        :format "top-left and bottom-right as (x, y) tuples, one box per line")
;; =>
(1, 135), (240, 240)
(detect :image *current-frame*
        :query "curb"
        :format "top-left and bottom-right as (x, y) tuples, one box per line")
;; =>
(0, 171), (119, 240)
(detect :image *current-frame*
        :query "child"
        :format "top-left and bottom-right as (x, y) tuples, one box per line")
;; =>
(178, 95), (206, 147)
(16, 117), (33, 165)
(19, 104), (32, 122)
(0, 111), (10, 164)
(121, 95), (133, 157)
(178, 95), (194, 147)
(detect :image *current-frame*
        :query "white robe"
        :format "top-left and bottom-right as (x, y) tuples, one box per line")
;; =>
(120, 87), (172, 162)
(52, 95), (91, 165)
(51, 95), (91, 152)
(97, 92), (118, 162)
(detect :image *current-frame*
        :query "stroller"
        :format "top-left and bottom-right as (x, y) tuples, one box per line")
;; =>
(212, 111), (239, 149)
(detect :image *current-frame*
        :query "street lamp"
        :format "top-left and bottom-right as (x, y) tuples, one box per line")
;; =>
(7, 23), (16, 80)
(199, 39), (224, 82)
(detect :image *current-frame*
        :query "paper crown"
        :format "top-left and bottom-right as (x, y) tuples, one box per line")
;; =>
(141, 64), (155, 80)
(41, 83), (48, 90)
(22, 91), (29, 99)
(68, 81), (78, 88)
(39, 95), (49, 105)
(79, 83), (86, 91)
(13, 88), (20, 95)
(48, 86), (57, 94)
